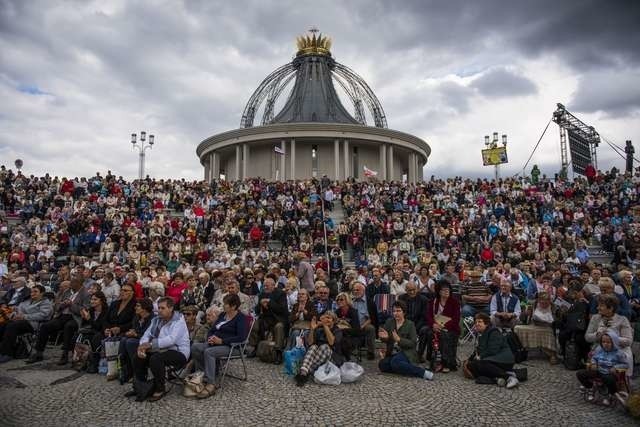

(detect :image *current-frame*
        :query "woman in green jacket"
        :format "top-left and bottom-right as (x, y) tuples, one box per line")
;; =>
(467, 312), (518, 388)
(378, 301), (434, 380)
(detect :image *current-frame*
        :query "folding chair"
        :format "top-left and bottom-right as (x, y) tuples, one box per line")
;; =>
(459, 317), (477, 345)
(217, 314), (256, 389)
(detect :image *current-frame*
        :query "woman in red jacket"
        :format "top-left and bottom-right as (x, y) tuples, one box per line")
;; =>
(424, 280), (461, 373)
(165, 272), (188, 308)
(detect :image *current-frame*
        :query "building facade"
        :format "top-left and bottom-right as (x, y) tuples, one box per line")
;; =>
(197, 31), (430, 182)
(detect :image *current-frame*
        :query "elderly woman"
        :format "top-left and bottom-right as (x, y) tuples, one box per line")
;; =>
(190, 294), (247, 399)
(335, 292), (360, 359)
(585, 294), (634, 377)
(284, 277), (299, 312)
(294, 311), (345, 386)
(589, 277), (632, 319)
(287, 288), (316, 349)
(423, 281), (460, 372)
(465, 312), (518, 388)
(514, 291), (558, 364)
(378, 300), (433, 380)
(148, 281), (165, 314)
(118, 298), (154, 382)
(180, 275), (206, 313)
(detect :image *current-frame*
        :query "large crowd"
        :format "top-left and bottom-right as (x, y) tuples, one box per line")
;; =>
(0, 164), (639, 411)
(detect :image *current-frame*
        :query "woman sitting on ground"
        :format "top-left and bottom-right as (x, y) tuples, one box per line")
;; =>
(118, 298), (154, 382)
(287, 288), (316, 349)
(295, 311), (345, 386)
(378, 300), (434, 381)
(423, 281), (460, 372)
(465, 312), (518, 388)
(334, 292), (360, 359)
(78, 291), (109, 373)
(190, 294), (247, 399)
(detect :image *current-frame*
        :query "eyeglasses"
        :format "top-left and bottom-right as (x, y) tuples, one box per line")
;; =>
(183, 312), (196, 316)
(336, 297), (345, 301)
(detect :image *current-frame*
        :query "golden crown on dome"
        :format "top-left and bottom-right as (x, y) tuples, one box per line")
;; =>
(296, 28), (332, 57)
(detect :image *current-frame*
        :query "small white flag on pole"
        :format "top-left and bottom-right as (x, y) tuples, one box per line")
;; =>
(274, 146), (285, 155)
(363, 165), (378, 177)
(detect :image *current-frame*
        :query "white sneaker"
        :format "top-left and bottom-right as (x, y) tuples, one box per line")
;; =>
(423, 370), (434, 381)
(506, 376), (519, 389)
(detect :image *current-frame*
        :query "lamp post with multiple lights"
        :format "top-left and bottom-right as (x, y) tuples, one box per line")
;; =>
(484, 132), (507, 181)
(131, 131), (154, 180)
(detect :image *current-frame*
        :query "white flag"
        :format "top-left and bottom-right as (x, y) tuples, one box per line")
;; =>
(363, 165), (378, 177)
(274, 146), (285, 155)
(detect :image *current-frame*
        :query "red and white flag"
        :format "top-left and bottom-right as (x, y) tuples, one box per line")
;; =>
(363, 165), (378, 177)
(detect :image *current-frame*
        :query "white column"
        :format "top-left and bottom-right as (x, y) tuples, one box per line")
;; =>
(409, 153), (416, 183)
(242, 144), (249, 179)
(290, 138), (296, 180)
(280, 140), (286, 181)
(380, 144), (387, 181)
(343, 139), (349, 179)
(209, 153), (215, 182)
(388, 144), (394, 181)
(213, 152), (220, 181)
(235, 145), (241, 180)
(204, 156), (210, 182)
(334, 139), (340, 180)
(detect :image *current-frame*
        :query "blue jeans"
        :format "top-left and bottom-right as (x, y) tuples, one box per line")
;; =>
(379, 352), (425, 378)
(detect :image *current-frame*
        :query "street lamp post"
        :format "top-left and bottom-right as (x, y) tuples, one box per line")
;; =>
(131, 131), (155, 180)
(484, 132), (508, 181)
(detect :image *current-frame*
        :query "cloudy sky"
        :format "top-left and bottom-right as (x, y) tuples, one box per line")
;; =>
(1, 0), (639, 180)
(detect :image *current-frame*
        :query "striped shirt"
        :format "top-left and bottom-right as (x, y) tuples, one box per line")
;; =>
(462, 280), (491, 308)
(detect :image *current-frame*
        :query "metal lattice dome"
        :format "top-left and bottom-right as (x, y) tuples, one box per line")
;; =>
(240, 30), (387, 129)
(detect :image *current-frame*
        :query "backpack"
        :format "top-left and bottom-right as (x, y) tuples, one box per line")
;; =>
(502, 329), (528, 364)
(563, 338), (580, 370)
(257, 340), (276, 364)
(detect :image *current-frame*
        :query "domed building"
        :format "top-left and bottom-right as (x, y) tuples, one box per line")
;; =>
(196, 30), (430, 182)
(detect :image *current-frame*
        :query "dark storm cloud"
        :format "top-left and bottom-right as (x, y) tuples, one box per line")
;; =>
(470, 68), (537, 98)
(571, 69), (640, 116)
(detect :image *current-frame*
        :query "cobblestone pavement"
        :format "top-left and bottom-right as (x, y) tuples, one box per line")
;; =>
(0, 346), (637, 427)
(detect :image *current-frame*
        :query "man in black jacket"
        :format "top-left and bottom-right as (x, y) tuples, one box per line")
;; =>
(399, 282), (428, 361)
(249, 277), (288, 364)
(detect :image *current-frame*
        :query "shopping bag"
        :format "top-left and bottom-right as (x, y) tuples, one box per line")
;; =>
(283, 346), (306, 377)
(103, 337), (121, 377)
(313, 361), (341, 385)
(339, 362), (364, 383)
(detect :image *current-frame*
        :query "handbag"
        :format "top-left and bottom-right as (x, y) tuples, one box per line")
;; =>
(71, 342), (91, 370)
(183, 371), (205, 398)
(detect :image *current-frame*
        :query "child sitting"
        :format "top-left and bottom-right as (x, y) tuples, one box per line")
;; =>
(576, 330), (628, 405)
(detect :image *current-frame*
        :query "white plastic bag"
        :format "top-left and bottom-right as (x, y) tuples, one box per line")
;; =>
(313, 361), (341, 385)
(339, 362), (364, 383)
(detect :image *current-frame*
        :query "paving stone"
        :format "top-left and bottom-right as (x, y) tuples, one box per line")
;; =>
(0, 347), (637, 426)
